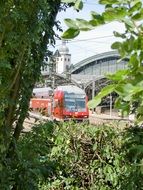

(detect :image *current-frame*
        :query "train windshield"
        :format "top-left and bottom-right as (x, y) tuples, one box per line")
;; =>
(64, 94), (86, 112)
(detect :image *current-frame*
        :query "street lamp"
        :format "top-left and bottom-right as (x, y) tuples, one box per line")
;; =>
(109, 93), (112, 118)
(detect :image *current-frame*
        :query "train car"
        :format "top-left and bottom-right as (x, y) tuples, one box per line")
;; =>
(53, 85), (89, 121)
(30, 85), (89, 121)
(32, 87), (53, 98)
(30, 98), (51, 115)
(30, 87), (52, 115)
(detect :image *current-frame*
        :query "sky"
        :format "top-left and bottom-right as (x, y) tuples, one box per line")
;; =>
(51, 0), (125, 65)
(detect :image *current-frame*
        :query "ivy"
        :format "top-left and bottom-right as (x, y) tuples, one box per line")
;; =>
(0, 1), (62, 188)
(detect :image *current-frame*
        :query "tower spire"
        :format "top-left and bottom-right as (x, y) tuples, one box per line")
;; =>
(56, 40), (71, 74)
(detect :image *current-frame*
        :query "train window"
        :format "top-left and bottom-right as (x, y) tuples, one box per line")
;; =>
(76, 98), (86, 111)
(64, 97), (86, 112)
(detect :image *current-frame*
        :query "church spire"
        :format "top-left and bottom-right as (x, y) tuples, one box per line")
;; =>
(56, 40), (71, 74)
(59, 40), (69, 55)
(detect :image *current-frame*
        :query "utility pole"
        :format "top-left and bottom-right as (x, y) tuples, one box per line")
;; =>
(110, 93), (112, 118)
(49, 53), (56, 120)
(66, 65), (71, 83)
(92, 76), (95, 113)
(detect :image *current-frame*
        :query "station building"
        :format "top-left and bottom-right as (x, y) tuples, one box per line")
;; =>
(41, 41), (128, 106)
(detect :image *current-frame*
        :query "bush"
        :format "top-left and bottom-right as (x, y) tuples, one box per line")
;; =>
(38, 122), (126, 190)
(17, 122), (123, 189)
(3, 121), (143, 189)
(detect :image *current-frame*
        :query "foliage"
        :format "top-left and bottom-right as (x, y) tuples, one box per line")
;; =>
(62, 0), (143, 124)
(3, 121), (143, 189)
(45, 122), (125, 190)
(61, 0), (83, 11)
(0, 121), (55, 189)
(0, 1), (63, 189)
(120, 126), (143, 190)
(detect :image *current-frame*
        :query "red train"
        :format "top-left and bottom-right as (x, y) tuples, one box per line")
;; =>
(30, 85), (89, 122)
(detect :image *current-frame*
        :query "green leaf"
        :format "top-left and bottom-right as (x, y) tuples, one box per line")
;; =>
(103, 7), (126, 21)
(115, 82), (143, 102)
(90, 11), (105, 25)
(129, 2), (142, 15)
(74, 0), (83, 10)
(132, 13), (143, 21)
(111, 41), (122, 49)
(76, 19), (93, 31)
(88, 97), (101, 109)
(0, 62), (11, 69)
(118, 46), (126, 57)
(89, 19), (99, 27)
(88, 85), (115, 108)
(130, 145), (143, 154)
(107, 69), (128, 81)
(89, 18), (105, 27)
(122, 18), (134, 29)
(91, 11), (100, 19)
(129, 53), (139, 68)
(122, 37), (135, 53)
(122, 83), (134, 93)
(113, 31), (126, 38)
(99, 0), (120, 4)
(64, 19), (78, 29)
(137, 106), (143, 115)
(115, 98), (130, 115)
(98, 84), (115, 97)
(62, 28), (80, 39)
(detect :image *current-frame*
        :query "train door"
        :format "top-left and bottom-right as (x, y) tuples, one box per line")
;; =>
(53, 99), (59, 118)
(53, 99), (63, 120)
(53, 91), (64, 120)
(58, 98), (64, 119)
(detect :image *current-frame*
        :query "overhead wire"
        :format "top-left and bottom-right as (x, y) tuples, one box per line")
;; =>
(48, 34), (115, 61)
(67, 35), (114, 43)
(54, 35), (114, 47)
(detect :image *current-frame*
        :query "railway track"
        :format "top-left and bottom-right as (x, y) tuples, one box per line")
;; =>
(23, 111), (130, 133)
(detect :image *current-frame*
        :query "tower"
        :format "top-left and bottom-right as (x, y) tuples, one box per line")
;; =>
(56, 40), (71, 74)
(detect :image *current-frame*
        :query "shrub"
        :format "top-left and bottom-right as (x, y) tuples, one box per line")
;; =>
(4, 121), (143, 189)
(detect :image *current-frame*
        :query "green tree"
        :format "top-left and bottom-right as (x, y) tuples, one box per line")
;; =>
(0, 0), (62, 181)
(62, 0), (143, 124)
